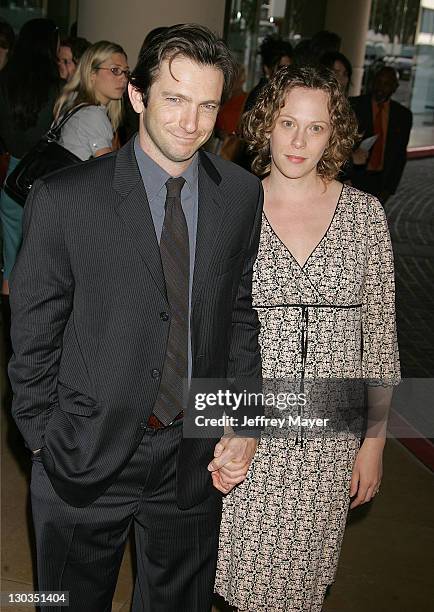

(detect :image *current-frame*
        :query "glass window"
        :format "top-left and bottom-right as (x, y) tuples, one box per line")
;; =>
(420, 6), (434, 32)
(224, 0), (434, 148)
(366, 0), (434, 148)
(224, 0), (303, 90)
(0, 0), (77, 37)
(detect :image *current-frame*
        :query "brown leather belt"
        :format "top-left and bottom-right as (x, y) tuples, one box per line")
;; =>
(147, 411), (184, 429)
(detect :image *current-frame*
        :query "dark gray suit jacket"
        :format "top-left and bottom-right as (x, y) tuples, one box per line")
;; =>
(9, 138), (263, 509)
(349, 95), (412, 195)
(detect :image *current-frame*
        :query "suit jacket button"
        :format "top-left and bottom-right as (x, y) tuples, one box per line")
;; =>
(139, 421), (146, 429)
(160, 311), (169, 321)
(151, 369), (161, 379)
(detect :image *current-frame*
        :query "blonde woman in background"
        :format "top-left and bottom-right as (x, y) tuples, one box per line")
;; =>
(54, 40), (128, 160)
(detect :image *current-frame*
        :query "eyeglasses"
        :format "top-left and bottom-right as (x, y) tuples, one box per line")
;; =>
(96, 66), (130, 78)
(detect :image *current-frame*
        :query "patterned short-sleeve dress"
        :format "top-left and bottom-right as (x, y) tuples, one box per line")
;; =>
(215, 185), (400, 612)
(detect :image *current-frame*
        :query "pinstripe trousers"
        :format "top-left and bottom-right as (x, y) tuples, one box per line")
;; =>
(30, 419), (222, 612)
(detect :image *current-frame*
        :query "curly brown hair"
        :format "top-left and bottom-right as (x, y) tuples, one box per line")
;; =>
(242, 64), (358, 180)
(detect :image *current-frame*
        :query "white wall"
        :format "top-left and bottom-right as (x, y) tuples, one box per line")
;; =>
(77, 0), (226, 68)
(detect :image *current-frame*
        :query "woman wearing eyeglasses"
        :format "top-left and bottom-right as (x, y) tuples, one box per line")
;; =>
(54, 40), (129, 160)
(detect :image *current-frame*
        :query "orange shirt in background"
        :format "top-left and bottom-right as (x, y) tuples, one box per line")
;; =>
(368, 98), (390, 171)
(215, 93), (248, 136)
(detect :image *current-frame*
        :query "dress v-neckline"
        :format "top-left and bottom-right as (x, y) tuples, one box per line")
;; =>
(262, 184), (345, 270)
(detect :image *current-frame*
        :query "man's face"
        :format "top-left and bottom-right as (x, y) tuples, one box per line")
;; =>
(372, 69), (398, 103)
(129, 55), (224, 174)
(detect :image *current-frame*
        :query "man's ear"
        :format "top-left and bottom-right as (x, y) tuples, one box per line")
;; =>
(128, 83), (144, 114)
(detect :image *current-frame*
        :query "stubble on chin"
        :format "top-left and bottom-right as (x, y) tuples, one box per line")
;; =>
(163, 134), (208, 163)
(141, 114), (208, 164)
(158, 142), (197, 163)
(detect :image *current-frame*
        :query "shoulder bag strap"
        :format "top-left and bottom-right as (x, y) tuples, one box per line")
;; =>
(47, 103), (92, 141)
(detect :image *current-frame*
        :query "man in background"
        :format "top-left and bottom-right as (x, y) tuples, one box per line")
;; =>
(350, 66), (412, 204)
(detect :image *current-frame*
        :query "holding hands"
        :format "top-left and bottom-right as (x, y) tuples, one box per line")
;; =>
(208, 435), (258, 494)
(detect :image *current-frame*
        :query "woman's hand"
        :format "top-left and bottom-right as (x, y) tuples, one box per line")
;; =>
(349, 438), (385, 509)
(208, 435), (258, 494)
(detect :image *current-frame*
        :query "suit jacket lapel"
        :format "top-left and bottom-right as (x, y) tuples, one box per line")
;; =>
(113, 139), (167, 300)
(192, 151), (225, 307)
(383, 100), (397, 171)
(387, 100), (396, 136)
(112, 143), (226, 305)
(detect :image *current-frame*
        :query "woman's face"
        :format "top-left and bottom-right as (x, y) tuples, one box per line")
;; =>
(333, 59), (349, 92)
(91, 52), (129, 105)
(269, 87), (331, 181)
(0, 45), (9, 71)
(58, 45), (75, 81)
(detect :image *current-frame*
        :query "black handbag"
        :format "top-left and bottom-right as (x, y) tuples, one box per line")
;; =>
(4, 104), (90, 206)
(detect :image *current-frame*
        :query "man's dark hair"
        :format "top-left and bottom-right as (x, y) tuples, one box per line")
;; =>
(71, 37), (91, 64)
(310, 30), (341, 58)
(294, 32), (341, 66)
(259, 35), (293, 70)
(138, 26), (169, 59)
(61, 36), (91, 64)
(130, 23), (236, 105)
(293, 38), (312, 65)
(373, 65), (398, 82)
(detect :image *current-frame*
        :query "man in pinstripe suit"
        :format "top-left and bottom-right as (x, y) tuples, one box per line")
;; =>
(9, 25), (263, 612)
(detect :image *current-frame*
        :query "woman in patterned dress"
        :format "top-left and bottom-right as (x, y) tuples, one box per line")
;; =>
(215, 65), (400, 611)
